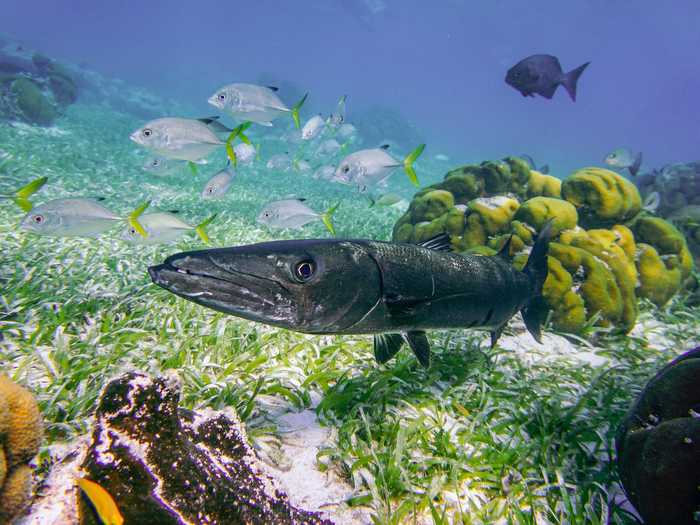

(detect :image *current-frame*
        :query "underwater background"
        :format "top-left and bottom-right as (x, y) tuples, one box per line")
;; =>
(2, 1), (700, 524)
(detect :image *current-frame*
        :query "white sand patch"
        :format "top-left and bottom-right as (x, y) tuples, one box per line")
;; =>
(258, 395), (373, 525)
(18, 438), (88, 525)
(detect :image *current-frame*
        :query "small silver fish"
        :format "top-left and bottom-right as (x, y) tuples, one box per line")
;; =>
(266, 153), (292, 171)
(257, 198), (337, 234)
(315, 139), (342, 158)
(335, 143), (424, 189)
(201, 165), (235, 199)
(326, 95), (347, 128)
(130, 118), (224, 162)
(369, 192), (406, 207)
(293, 159), (312, 173)
(336, 123), (357, 141)
(142, 157), (185, 176)
(21, 199), (148, 237)
(313, 165), (336, 180)
(604, 148), (643, 176)
(208, 83), (307, 128)
(301, 115), (325, 141)
(121, 212), (215, 244)
(234, 143), (257, 165)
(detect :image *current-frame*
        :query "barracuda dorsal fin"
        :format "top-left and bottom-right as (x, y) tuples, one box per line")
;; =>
(404, 331), (430, 368)
(374, 333), (404, 364)
(417, 233), (452, 252)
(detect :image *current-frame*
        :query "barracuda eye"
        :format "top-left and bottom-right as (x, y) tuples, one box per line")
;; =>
(293, 260), (315, 282)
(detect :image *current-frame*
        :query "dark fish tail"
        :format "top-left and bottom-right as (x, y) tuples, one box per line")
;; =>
(561, 61), (590, 102)
(520, 221), (554, 343)
(629, 152), (643, 177)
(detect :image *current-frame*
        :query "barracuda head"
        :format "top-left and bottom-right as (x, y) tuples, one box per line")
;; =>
(148, 239), (382, 333)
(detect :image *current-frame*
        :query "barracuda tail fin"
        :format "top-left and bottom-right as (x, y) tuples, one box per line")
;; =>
(194, 214), (217, 244)
(403, 144), (425, 187)
(127, 200), (150, 238)
(11, 176), (48, 211)
(291, 93), (308, 129)
(320, 202), (339, 236)
(520, 221), (554, 343)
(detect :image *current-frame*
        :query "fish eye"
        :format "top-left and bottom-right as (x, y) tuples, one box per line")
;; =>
(207, 187), (214, 194)
(129, 227), (136, 235)
(293, 260), (315, 282)
(343, 165), (350, 173)
(218, 93), (226, 101)
(152, 159), (159, 166)
(33, 214), (44, 223)
(608, 153), (616, 159)
(142, 128), (152, 137)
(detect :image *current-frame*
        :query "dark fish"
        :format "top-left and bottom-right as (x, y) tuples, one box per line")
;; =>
(519, 154), (550, 174)
(149, 225), (553, 368)
(506, 55), (590, 101)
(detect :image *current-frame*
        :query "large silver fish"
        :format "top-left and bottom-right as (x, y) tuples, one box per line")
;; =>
(208, 83), (307, 128)
(130, 118), (224, 162)
(121, 212), (215, 245)
(335, 143), (424, 189)
(21, 199), (149, 238)
(257, 198), (337, 235)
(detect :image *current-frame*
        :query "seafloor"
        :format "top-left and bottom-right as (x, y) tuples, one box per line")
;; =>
(1, 73), (698, 525)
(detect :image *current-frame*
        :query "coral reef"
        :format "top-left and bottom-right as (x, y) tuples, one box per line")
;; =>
(79, 372), (333, 525)
(10, 78), (57, 126)
(393, 160), (695, 334)
(0, 375), (43, 524)
(616, 346), (700, 525)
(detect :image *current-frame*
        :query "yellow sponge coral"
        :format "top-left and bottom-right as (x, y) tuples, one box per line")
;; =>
(632, 216), (694, 281)
(0, 375), (43, 524)
(561, 167), (642, 225)
(636, 243), (683, 306)
(526, 169), (562, 198)
(558, 228), (638, 331)
(515, 196), (578, 236)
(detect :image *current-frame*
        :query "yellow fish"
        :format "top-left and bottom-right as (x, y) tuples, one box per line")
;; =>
(77, 478), (124, 525)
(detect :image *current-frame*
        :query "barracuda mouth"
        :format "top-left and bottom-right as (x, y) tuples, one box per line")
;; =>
(148, 252), (296, 326)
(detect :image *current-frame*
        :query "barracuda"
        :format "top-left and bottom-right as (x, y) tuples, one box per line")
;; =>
(148, 225), (552, 368)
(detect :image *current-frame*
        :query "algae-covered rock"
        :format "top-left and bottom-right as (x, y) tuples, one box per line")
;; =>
(11, 77), (57, 126)
(0, 375), (43, 523)
(80, 372), (332, 525)
(48, 73), (77, 105)
(514, 196), (577, 236)
(526, 169), (561, 198)
(561, 167), (642, 226)
(616, 346), (700, 525)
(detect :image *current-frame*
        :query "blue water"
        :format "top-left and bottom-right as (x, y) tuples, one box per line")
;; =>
(5, 0), (700, 174)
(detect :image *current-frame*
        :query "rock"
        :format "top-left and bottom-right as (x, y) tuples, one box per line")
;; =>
(616, 346), (700, 525)
(79, 372), (333, 525)
(10, 78), (57, 126)
(0, 375), (43, 523)
(48, 73), (77, 105)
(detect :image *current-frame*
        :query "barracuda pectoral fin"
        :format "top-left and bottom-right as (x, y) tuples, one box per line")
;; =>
(404, 331), (430, 368)
(373, 331), (431, 368)
(374, 333), (404, 364)
(417, 233), (452, 252)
